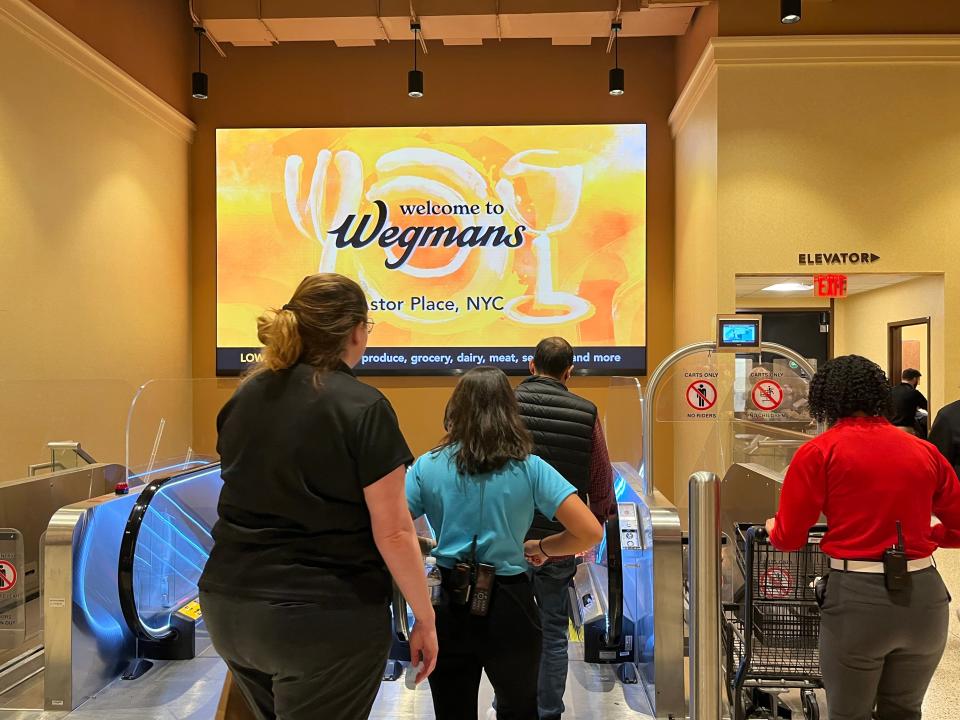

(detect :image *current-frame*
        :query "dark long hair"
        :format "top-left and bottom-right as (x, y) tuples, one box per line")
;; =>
(437, 366), (533, 476)
(808, 355), (892, 425)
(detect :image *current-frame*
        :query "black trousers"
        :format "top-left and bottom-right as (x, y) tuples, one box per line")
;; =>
(429, 573), (542, 720)
(200, 591), (391, 720)
(819, 567), (950, 720)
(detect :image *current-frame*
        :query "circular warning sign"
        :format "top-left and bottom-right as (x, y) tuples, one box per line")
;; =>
(759, 566), (793, 599)
(0, 560), (17, 592)
(686, 380), (717, 411)
(752, 380), (784, 412)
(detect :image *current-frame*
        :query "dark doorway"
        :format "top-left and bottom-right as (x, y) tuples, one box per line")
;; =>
(738, 310), (831, 371)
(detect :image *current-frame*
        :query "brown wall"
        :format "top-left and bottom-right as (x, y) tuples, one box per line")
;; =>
(190, 37), (676, 487)
(718, 0), (960, 36)
(675, 2), (718, 98)
(27, 0), (195, 115)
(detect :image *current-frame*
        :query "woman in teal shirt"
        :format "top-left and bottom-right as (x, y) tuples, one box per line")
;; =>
(406, 366), (603, 720)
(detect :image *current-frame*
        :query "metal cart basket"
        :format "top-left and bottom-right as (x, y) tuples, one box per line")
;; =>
(723, 523), (828, 720)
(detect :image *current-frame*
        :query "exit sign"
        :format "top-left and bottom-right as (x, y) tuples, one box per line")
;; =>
(814, 274), (848, 298)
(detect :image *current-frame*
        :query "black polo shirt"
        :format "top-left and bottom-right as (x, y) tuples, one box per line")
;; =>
(199, 362), (413, 605)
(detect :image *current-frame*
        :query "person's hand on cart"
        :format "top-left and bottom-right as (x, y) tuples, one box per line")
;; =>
(764, 517), (776, 537)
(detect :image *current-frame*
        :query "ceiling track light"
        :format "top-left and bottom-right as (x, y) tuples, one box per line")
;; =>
(609, 20), (624, 96)
(192, 26), (208, 100)
(408, 21), (423, 98)
(780, 0), (802, 24)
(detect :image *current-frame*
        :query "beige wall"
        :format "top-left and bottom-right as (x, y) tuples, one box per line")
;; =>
(672, 36), (960, 496)
(710, 37), (960, 406)
(835, 276), (945, 410)
(0, 2), (193, 479)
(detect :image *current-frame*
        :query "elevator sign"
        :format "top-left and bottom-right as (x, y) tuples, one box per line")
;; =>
(813, 274), (848, 298)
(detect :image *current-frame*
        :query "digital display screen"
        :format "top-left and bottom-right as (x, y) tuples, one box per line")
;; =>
(215, 124), (647, 375)
(721, 323), (758, 345)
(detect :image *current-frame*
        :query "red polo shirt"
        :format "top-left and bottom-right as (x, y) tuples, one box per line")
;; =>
(771, 416), (960, 559)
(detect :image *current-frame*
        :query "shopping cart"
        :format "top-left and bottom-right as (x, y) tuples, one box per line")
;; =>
(723, 523), (828, 720)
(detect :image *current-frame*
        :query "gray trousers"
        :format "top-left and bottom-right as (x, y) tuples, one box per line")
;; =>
(200, 591), (391, 720)
(819, 567), (950, 720)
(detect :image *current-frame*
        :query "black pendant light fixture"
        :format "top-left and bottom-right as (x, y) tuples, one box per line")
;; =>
(408, 21), (424, 98)
(192, 26), (208, 100)
(609, 20), (624, 96)
(780, 0), (802, 24)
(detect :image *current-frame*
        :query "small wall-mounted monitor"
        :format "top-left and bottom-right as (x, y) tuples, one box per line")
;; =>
(717, 315), (762, 352)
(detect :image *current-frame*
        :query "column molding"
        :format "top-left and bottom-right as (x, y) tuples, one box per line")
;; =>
(671, 34), (960, 137)
(0, 0), (196, 142)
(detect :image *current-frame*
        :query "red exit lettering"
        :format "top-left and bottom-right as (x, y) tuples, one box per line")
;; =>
(814, 274), (848, 298)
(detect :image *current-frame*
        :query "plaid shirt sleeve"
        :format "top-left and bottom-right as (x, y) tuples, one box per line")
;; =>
(588, 418), (616, 522)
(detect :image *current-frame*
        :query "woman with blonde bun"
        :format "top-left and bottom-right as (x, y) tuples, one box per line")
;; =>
(200, 273), (437, 720)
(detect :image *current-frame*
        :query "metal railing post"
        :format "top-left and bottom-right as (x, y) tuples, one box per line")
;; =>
(689, 471), (721, 720)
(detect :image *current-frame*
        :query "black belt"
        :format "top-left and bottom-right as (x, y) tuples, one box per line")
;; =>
(438, 566), (529, 588)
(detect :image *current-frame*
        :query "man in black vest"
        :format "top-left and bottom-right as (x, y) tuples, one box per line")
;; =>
(515, 337), (615, 720)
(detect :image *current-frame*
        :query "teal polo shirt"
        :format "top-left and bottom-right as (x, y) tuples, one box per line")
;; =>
(406, 445), (576, 576)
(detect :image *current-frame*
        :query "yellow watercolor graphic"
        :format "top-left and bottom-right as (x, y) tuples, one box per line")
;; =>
(217, 125), (646, 349)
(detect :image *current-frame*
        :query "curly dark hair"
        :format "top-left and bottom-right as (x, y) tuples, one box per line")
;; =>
(808, 355), (891, 424)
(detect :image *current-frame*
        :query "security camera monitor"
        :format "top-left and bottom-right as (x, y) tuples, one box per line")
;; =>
(717, 315), (761, 352)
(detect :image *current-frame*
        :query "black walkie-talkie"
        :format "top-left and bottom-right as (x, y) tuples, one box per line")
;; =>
(882, 521), (909, 591)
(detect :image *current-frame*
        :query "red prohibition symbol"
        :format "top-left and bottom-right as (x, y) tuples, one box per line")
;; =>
(686, 380), (717, 411)
(752, 380), (784, 411)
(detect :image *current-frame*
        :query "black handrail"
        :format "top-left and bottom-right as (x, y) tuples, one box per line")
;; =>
(604, 513), (623, 648)
(117, 462), (220, 643)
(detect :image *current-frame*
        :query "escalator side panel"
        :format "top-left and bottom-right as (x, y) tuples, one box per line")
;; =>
(44, 494), (139, 711)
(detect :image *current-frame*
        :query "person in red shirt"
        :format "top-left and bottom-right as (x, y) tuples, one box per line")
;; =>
(767, 355), (960, 720)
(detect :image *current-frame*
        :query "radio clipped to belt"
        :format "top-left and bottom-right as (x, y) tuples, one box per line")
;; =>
(448, 480), (496, 617)
(882, 521), (909, 591)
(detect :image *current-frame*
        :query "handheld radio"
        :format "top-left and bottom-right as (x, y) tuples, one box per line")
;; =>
(882, 521), (909, 591)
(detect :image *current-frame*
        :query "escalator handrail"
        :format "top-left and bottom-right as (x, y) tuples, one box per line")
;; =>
(604, 512), (623, 648)
(117, 461), (221, 643)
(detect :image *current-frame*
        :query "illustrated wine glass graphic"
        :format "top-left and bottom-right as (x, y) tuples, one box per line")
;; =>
(495, 150), (592, 325)
(284, 149), (363, 273)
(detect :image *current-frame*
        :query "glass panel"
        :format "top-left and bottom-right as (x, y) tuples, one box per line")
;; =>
(0, 529), (25, 650)
(124, 378), (234, 633)
(132, 466), (222, 635)
(604, 375), (644, 475)
(642, 349), (818, 512)
(0, 379), (132, 652)
(648, 351), (729, 510)
(730, 357), (816, 477)
(125, 378), (239, 486)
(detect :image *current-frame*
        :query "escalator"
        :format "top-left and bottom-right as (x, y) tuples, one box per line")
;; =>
(115, 464), (223, 676)
(0, 458), (125, 714)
